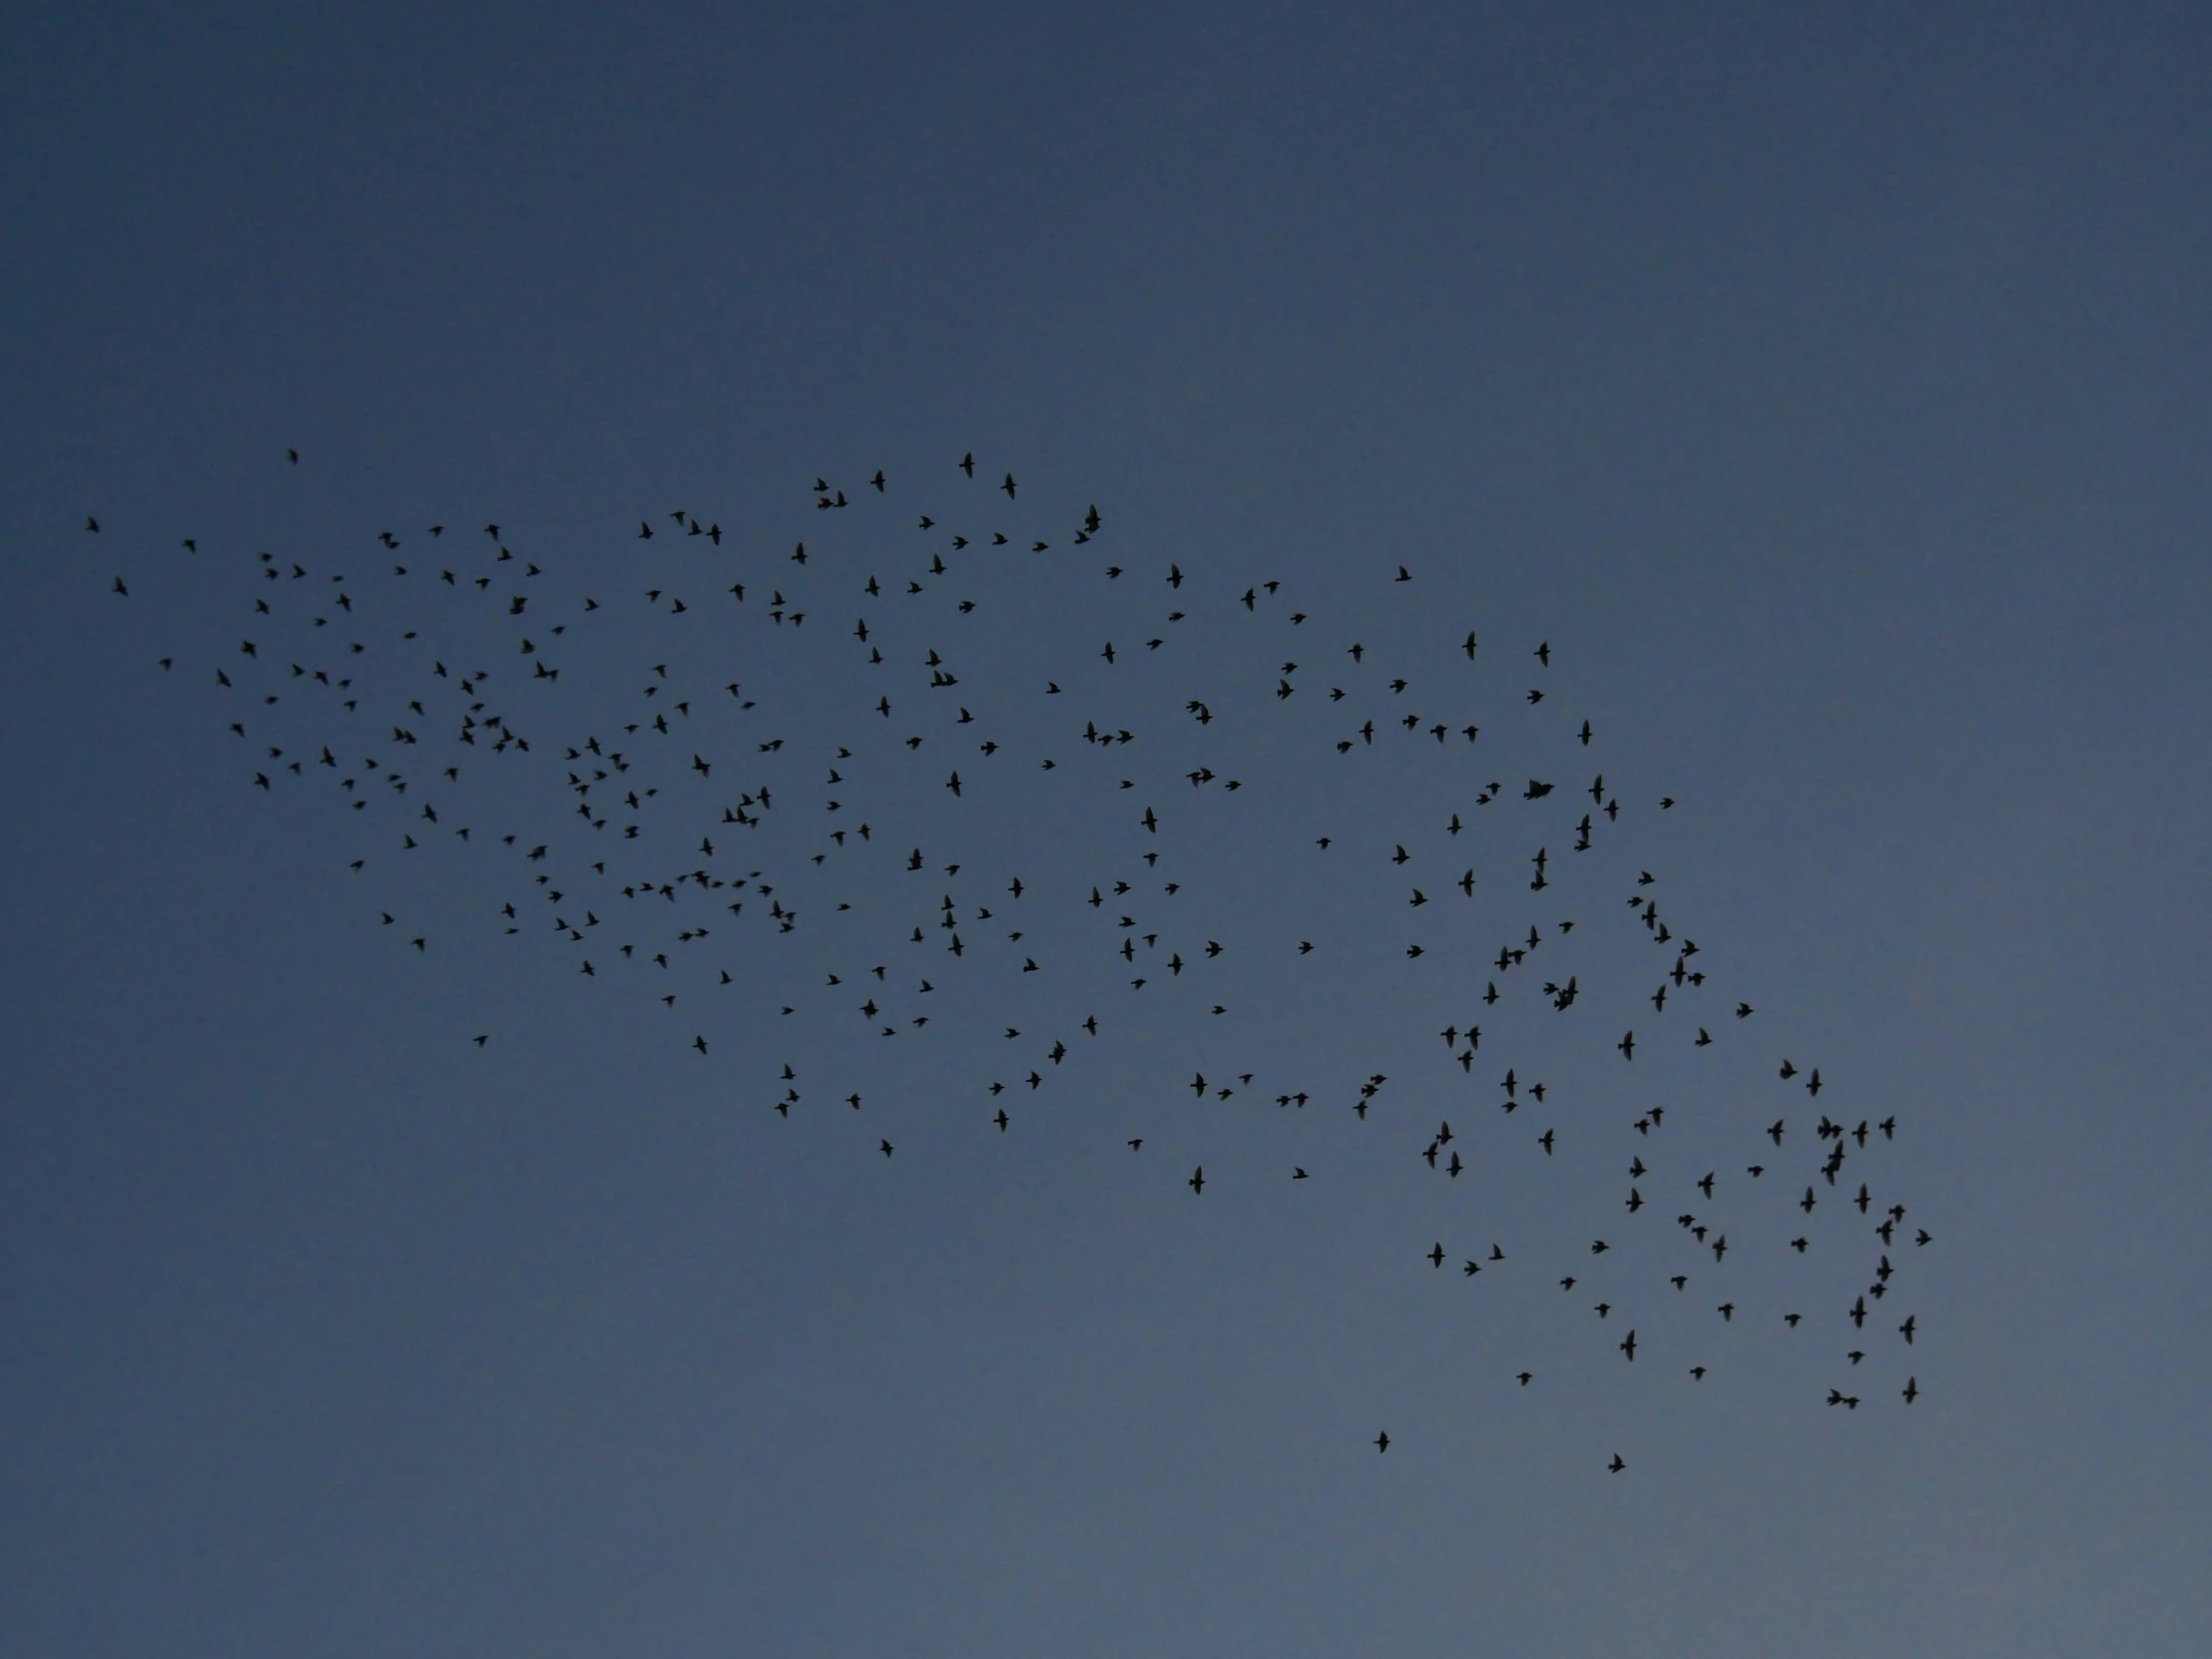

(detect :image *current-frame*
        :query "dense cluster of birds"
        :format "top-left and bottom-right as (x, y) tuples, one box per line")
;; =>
(96, 449), (1933, 1470)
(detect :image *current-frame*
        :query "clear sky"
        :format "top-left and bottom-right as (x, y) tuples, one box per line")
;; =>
(5, 5), (2209, 1655)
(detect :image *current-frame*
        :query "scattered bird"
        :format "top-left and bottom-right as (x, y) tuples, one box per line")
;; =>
(123, 451), (1932, 1470)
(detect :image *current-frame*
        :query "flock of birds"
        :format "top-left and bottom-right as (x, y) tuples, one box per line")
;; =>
(96, 449), (1933, 1470)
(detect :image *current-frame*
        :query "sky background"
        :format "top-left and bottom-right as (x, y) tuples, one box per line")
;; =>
(5, 4), (2210, 1655)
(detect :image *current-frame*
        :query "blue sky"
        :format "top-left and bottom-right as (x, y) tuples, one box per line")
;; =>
(4, 5), (2209, 1655)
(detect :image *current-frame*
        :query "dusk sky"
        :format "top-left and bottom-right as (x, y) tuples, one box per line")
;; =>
(5, 6), (2210, 1655)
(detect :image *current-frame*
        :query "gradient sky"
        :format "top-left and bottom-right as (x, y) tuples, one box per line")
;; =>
(5, 5), (2210, 1656)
